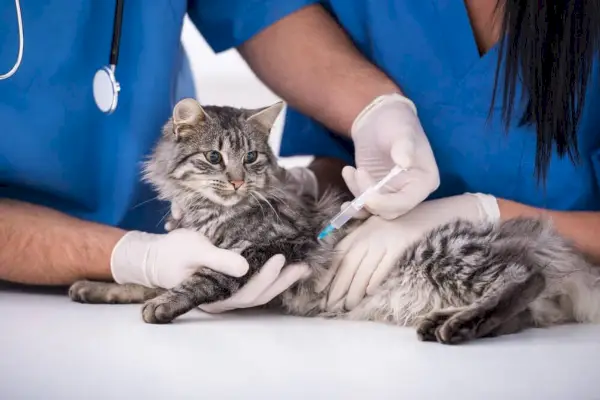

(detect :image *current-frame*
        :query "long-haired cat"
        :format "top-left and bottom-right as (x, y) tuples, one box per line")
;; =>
(69, 98), (600, 344)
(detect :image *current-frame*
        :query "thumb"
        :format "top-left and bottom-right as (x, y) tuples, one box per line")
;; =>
(390, 136), (416, 169)
(194, 244), (250, 277)
(342, 166), (362, 198)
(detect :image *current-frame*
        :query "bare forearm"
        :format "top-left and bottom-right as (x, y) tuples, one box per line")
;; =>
(238, 4), (401, 136)
(0, 199), (124, 285)
(497, 198), (600, 264)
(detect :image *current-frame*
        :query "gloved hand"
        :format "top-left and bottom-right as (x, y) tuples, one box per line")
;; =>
(199, 255), (311, 313)
(344, 93), (440, 220)
(325, 193), (500, 311)
(110, 228), (250, 289)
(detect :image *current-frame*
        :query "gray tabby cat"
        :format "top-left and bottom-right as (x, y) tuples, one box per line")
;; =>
(69, 98), (600, 344)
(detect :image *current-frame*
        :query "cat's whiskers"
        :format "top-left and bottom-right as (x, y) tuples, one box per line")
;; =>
(249, 192), (267, 219)
(266, 185), (288, 196)
(265, 185), (292, 207)
(252, 190), (282, 223)
(155, 208), (172, 228)
(131, 195), (160, 209)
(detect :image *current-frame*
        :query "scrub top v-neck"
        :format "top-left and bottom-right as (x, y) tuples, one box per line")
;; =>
(183, 0), (600, 213)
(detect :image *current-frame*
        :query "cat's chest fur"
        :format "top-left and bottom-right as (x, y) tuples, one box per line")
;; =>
(177, 195), (307, 253)
(178, 207), (248, 252)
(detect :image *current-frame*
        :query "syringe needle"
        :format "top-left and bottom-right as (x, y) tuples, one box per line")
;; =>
(317, 166), (406, 240)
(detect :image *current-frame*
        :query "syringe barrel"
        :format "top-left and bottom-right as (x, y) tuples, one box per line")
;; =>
(330, 205), (359, 228)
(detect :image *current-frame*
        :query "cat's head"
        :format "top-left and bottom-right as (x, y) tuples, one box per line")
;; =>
(144, 98), (285, 207)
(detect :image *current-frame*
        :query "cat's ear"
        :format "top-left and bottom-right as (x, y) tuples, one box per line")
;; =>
(246, 101), (284, 134)
(172, 98), (208, 140)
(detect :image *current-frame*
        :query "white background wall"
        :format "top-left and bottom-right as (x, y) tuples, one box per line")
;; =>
(180, 17), (311, 168)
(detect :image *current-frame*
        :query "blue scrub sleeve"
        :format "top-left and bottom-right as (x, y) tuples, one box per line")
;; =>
(187, 0), (320, 52)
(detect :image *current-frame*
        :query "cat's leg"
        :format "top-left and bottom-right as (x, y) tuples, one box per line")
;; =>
(417, 309), (535, 343)
(141, 267), (243, 324)
(483, 309), (535, 338)
(141, 241), (313, 324)
(418, 272), (545, 344)
(69, 280), (165, 304)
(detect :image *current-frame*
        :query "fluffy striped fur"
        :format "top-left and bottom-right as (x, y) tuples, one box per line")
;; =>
(69, 98), (600, 344)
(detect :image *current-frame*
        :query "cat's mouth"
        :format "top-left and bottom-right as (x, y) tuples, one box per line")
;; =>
(183, 179), (265, 207)
(213, 186), (253, 206)
(218, 189), (246, 198)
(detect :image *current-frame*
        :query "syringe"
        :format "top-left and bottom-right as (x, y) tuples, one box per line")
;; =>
(317, 165), (406, 240)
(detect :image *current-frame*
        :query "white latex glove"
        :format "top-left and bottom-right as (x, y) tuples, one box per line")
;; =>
(110, 229), (250, 289)
(325, 192), (500, 311)
(344, 93), (440, 220)
(199, 255), (311, 313)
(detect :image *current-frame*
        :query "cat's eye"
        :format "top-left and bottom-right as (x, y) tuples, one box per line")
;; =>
(205, 150), (222, 165)
(245, 151), (258, 164)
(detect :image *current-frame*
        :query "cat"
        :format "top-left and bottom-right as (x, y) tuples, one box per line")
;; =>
(69, 97), (600, 344)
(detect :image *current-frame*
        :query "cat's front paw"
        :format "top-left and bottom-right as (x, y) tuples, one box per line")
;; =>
(142, 298), (177, 324)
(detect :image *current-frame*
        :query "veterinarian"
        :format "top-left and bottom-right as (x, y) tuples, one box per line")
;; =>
(2, 2), (599, 313)
(176, 0), (600, 312)
(0, 1), (307, 306)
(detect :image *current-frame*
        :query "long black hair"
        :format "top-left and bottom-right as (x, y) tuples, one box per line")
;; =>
(491, 1), (600, 183)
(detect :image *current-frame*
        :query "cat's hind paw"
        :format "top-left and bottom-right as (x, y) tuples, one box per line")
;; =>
(416, 311), (453, 342)
(69, 280), (93, 303)
(435, 313), (483, 345)
(416, 308), (467, 344)
(69, 280), (112, 304)
(69, 281), (162, 304)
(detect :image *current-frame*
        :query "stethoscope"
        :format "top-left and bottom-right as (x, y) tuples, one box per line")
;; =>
(93, 0), (124, 114)
(0, 0), (125, 115)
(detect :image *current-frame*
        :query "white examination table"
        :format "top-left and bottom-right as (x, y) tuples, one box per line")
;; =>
(1, 282), (599, 399)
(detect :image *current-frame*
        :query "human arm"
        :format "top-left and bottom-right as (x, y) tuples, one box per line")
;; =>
(237, 4), (401, 137)
(0, 198), (250, 287)
(237, 5), (438, 216)
(496, 198), (600, 263)
(326, 190), (600, 311)
(0, 198), (123, 285)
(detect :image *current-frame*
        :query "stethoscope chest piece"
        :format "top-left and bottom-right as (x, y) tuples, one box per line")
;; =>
(95, 0), (124, 114)
(93, 66), (120, 114)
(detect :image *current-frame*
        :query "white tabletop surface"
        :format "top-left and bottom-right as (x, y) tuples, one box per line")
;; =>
(1, 282), (599, 400)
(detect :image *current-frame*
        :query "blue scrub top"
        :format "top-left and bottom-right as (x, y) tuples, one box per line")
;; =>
(0, 0), (197, 233)
(193, 0), (600, 212)
(1, 1), (600, 236)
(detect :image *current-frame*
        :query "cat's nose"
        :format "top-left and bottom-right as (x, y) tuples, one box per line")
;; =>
(229, 180), (245, 190)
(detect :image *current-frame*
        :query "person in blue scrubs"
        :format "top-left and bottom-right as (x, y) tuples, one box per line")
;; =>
(2, 1), (600, 312)
(188, 0), (600, 311)
(0, 0), (301, 298)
